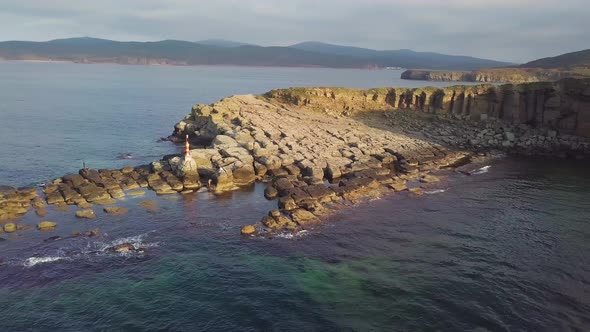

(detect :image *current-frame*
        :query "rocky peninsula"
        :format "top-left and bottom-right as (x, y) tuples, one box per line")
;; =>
(1, 78), (590, 239)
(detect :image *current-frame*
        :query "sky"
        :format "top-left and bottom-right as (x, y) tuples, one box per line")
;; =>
(0, 0), (588, 63)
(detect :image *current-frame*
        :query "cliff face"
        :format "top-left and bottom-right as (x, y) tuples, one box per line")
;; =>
(263, 79), (590, 138)
(401, 68), (588, 84)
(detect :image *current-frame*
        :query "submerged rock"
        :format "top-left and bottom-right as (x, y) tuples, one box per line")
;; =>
(103, 207), (129, 215)
(107, 243), (145, 253)
(138, 200), (158, 213)
(37, 221), (57, 230)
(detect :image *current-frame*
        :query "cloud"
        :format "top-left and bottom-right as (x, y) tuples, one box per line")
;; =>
(0, 0), (587, 62)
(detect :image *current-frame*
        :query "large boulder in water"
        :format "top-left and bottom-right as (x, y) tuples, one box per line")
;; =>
(3, 223), (17, 233)
(37, 221), (57, 230)
(75, 209), (96, 219)
(240, 225), (256, 235)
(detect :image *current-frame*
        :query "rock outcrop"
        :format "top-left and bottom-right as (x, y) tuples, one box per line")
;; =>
(2, 79), (589, 236)
(167, 78), (589, 234)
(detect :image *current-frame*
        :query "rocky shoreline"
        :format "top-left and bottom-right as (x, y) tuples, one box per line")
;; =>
(1, 79), (589, 241)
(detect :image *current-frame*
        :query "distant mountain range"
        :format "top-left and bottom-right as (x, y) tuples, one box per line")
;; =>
(0, 37), (513, 70)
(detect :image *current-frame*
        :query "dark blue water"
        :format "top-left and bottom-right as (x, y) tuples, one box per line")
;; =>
(0, 62), (589, 331)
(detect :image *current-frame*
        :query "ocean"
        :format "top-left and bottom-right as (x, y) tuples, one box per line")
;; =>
(0, 62), (589, 331)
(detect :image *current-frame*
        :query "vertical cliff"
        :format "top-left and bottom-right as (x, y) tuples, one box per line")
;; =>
(263, 79), (590, 138)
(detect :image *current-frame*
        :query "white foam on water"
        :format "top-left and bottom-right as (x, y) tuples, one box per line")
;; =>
(425, 189), (446, 195)
(471, 165), (491, 175)
(275, 230), (310, 240)
(96, 232), (160, 252)
(23, 256), (69, 267)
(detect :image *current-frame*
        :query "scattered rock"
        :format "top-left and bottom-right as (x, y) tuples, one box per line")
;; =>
(420, 174), (440, 183)
(389, 181), (408, 192)
(290, 209), (320, 225)
(103, 207), (129, 215)
(3, 223), (17, 233)
(264, 185), (278, 199)
(409, 187), (424, 196)
(86, 229), (100, 237)
(37, 221), (57, 230)
(240, 225), (256, 235)
(138, 200), (158, 213)
(75, 209), (96, 219)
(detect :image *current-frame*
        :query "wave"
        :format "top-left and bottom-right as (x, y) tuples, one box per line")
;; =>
(95, 232), (160, 252)
(425, 189), (446, 195)
(23, 256), (69, 267)
(471, 165), (491, 175)
(275, 230), (309, 240)
(19, 232), (159, 267)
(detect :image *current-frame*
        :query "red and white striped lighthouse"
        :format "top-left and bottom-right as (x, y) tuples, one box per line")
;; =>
(185, 134), (190, 158)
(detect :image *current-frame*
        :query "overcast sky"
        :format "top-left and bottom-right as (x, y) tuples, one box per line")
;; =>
(1, 0), (587, 63)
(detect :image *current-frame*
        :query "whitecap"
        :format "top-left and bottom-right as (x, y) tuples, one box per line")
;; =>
(23, 256), (68, 267)
(275, 230), (309, 240)
(95, 232), (159, 253)
(471, 165), (491, 175)
(425, 189), (446, 195)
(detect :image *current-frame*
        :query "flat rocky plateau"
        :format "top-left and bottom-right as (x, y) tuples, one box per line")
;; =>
(1, 79), (590, 241)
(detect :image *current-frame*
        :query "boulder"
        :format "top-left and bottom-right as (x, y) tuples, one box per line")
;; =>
(232, 164), (256, 186)
(212, 167), (235, 192)
(76, 201), (93, 209)
(389, 181), (408, 192)
(259, 156), (282, 170)
(409, 187), (424, 196)
(420, 174), (440, 183)
(253, 162), (268, 177)
(176, 157), (199, 179)
(261, 214), (290, 231)
(290, 209), (320, 225)
(212, 135), (238, 148)
(264, 185), (278, 199)
(62, 174), (86, 187)
(108, 189), (125, 199)
(240, 225), (256, 235)
(75, 209), (96, 219)
(37, 221), (57, 230)
(31, 197), (46, 209)
(278, 197), (297, 211)
(46, 192), (65, 205)
(3, 223), (17, 233)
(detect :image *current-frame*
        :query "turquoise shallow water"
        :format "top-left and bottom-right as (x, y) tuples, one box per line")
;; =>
(0, 63), (589, 331)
